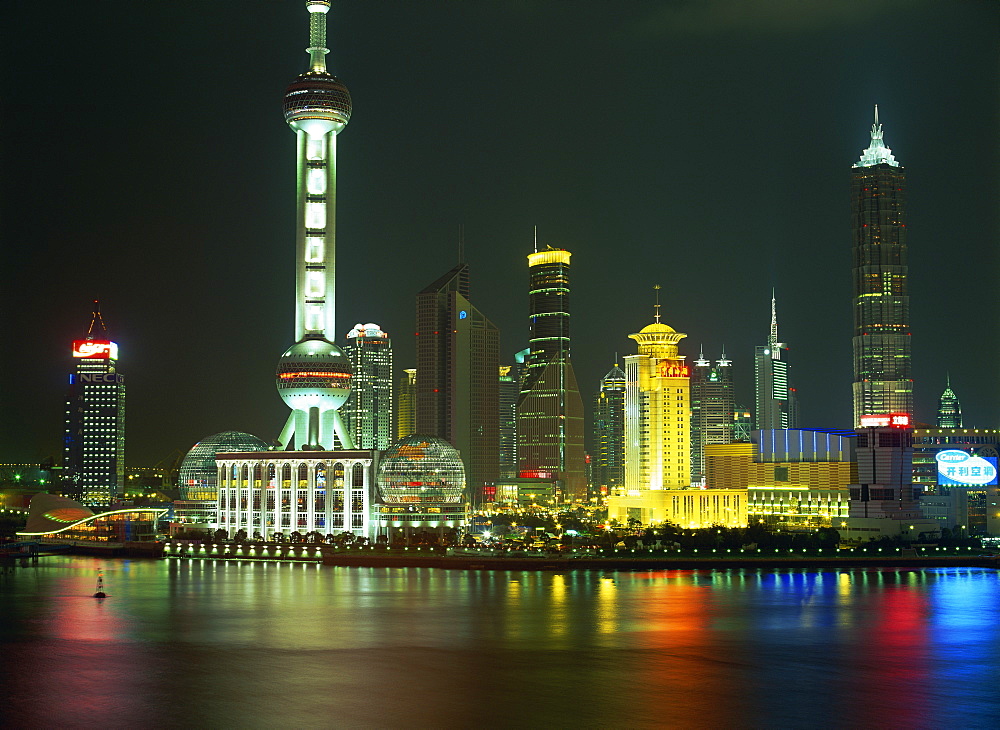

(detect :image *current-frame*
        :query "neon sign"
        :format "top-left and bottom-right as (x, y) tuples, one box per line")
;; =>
(279, 371), (350, 379)
(658, 362), (690, 378)
(72, 340), (118, 359)
(859, 413), (910, 428)
(936, 450), (998, 486)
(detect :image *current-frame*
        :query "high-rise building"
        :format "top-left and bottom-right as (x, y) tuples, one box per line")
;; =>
(690, 348), (736, 484)
(275, 0), (355, 451)
(498, 358), (523, 480)
(396, 368), (416, 440)
(415, 262), (499, 503)
(342, 323), (393, 450)
(593, 363), (626, 497)
(754, 293), (796, 430)
(851, 106), (912, 427)
(936, 376), (962, 428)
(63, 304), (125, 507)
(515, 246), (586, 501)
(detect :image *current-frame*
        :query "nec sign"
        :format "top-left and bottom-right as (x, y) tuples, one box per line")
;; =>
(79, 373), (122, 384)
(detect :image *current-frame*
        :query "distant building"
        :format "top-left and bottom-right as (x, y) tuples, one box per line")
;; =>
(690, 348), (735, 484)
(498, 356), (524, 479)
(63, 303), (125, 507)
(396, 368), (416, 440)
(593, 363), (626, 497)
(754, 293), (796, 430)
(936, 376), (962, 428)
(516, 247), (586, 501)
(850, 106), (912, 426)
(416, 263), (499, 504)
(342, 323), (393, 450)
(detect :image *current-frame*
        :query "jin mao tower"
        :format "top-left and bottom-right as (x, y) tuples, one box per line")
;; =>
(851, 106), (912, 426)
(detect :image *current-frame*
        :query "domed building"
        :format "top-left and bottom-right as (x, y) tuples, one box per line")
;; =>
(375, 435), (467, 541)
(179, 432), (270, 501)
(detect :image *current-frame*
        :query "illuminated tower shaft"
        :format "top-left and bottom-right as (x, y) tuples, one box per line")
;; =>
(850, 106), (911, 426)
(276, 1), (355, 450)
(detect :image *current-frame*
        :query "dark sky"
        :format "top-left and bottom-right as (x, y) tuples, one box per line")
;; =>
(2, 0), (998, 467)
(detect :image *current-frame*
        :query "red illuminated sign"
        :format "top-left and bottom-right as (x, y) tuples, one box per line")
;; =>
(658, 362), (690, 378)
(859, 413), (911, 428)
(518, 470), (554, 480)
(72, 340), (117, 359)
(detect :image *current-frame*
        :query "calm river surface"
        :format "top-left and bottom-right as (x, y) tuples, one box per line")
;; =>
(2, 556), (999, 728)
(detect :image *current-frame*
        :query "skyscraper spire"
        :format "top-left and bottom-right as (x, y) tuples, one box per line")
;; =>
(937, 375), (962, 428)
(653, 284), (662, 324)
(769, 289), (778, 350)
(855, 103), (899, 168)
(307, 1), (331, 72)
(87, 299), (108, 337)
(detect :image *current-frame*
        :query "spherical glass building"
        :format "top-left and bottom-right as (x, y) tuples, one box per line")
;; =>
(178, 432), (270, 500)
(377, 435), (465, 504)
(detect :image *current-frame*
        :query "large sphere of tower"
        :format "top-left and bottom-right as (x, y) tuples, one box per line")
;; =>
(276, 339), (352, 411)
(283, 71), (352, 136)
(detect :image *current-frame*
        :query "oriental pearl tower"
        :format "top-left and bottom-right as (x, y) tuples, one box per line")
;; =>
(275, 1), (355, 450)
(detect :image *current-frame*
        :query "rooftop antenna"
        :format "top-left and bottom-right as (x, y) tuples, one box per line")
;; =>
(653, 284), (662, 324)
(87, 300), (108, 338)
(533, 225), (538, 253)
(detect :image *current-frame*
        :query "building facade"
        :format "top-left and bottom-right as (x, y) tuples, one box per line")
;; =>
(754, 294), (796, 430)
(690, 349), (735, 484)
(415, 263), (499, 504)
(593, 363), (626, 498)
(498, 358), (524, 480)
(515, 248), (586, 501)
(63, 307), (125, 507)
(396, 368), (416, 440)
(342, 323), (393, 450)
(850, 106), (912, 427)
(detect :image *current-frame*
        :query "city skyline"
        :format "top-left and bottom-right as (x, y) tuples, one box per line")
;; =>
(2, 1), (997, 465)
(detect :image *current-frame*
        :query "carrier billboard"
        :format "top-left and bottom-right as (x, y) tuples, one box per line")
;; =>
(936, 449), (998, 487)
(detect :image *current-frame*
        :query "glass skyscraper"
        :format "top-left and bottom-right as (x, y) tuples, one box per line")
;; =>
(342, 323), (393, 450)
(850, 106), (912, 427)
(690, 349), (735, 484)
(593, 363), (626, 497)
(754, 294), (796, 430)
(936, 376), (962, 428)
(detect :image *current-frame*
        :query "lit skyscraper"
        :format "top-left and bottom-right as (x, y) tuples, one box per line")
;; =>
(342, 323), (393, 450)
(275, 0), (355, 451)
(690, 348), (735, 484)
(593, 363), (626, 497)
(498, 357), (524, 479)
(936, 375), (962, 428)
(396, 368), (416, 440)
(516, 246), (586, 501)
(416, 263), (499, 503)
(754, 293), (796, 430)
(63, 303), (125, 507)
(851, 105), (912, 427)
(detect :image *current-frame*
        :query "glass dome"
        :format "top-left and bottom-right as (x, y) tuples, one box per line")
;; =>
(178, 431), (269, 500)
(377, 435), (465, 504)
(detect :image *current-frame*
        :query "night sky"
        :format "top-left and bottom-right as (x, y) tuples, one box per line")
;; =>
(2, 0), (997, 467)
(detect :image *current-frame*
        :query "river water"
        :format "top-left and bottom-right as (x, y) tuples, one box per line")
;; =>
(2, 556), (999, 728)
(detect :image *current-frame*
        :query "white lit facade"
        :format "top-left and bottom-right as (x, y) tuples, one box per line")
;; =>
(342, 323), (393, 450)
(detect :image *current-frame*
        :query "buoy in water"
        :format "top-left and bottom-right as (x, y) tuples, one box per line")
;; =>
(93, 570), (108, 598)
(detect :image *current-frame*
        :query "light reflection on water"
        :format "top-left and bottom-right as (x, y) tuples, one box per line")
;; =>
(2, 558), (999, 728)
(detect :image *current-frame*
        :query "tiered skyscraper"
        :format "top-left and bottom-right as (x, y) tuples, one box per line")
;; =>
(396, 368), (416, 439)
(416, 262), (499, 503)
(936, 376), (962, 428)
(690, 348), (735, 484)
(342, 323), (393, 449)
(851, 106), (912, 427)
(754, 293), (796, 430)
(593, 363), (626, 497)
(515, 246), (586, 501)
(63, 303), (125, 507)
(275, 0), (355, 451)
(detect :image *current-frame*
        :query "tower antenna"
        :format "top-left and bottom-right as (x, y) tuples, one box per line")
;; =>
(87, 300), (108, 337)
(769, 288), (778, 348)
(307, 0), (331, 72)
(533, 225), (538, 253)
(653, 284), (662, 324)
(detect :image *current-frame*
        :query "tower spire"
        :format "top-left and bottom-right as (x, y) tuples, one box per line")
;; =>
(87, 300), (108, 338)
(306, 1), (331, 72)
(769, 289), (778, 348)
(653, 284), (662, 324)
(854, 103), (899, 168)
(533, 225), (538, 253)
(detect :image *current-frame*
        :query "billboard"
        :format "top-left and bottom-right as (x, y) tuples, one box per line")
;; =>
(73, 340), (118, 359)
(936, 449), (998, 487)
(859, 413), (910, 428)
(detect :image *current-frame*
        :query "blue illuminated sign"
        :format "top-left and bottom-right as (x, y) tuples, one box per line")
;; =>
(458, 311), (468, 320)
(936, 450), (998, 486)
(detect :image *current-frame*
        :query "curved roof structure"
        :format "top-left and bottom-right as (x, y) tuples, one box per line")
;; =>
(19, 493), (166, 537)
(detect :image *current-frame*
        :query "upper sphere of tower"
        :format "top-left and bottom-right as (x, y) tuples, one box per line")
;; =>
(283, 71), (352, 136)
(275, 338), (352, 410)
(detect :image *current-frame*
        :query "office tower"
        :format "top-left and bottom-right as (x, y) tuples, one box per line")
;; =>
(275, 0), (355, 451)
(690, 348), (736, 483)
(515, 246), (586, 501)
(754, 293), (796, 430)
(936, 376), (962, 428)
(851, 106), (912, 427)
(416, 263), (499, 503)
(342, 323), (393, 450)
(498, 362), (521, 479)
(63, 303), (125, 507)
(849, 421), (922, 520)
(593, 363), (626, 497)
(396, 368), (416, 439)
(624, 292), (691, 493)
